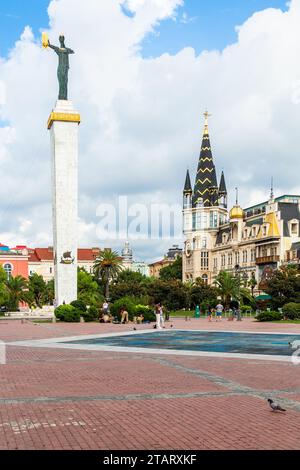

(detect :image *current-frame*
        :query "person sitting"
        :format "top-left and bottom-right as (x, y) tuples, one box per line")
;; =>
(136, 314), (144, 324)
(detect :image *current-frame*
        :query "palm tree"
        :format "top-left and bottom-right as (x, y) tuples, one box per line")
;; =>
(214, 271), (240, 308)
(5, 275), (28, 311)
(93, 249), (123, 299)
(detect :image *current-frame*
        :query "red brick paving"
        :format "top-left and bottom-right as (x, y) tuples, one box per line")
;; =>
(0, 318), (299, 450)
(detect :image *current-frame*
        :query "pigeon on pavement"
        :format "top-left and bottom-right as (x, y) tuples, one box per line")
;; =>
(267, 399), (286, 412)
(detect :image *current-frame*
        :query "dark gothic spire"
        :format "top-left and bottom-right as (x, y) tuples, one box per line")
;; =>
(183, 169), (192, 193)
(193, 112), (218, 207)
(219, 171), (227, 195)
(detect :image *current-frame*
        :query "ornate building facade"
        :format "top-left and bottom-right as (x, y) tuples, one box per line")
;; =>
(182, 114), (300, 289)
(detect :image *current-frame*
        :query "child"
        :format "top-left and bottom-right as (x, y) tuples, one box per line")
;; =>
(207, 306), (213, 322)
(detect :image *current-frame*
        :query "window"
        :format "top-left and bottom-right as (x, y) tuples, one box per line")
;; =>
(213, 258), (218, 269)
(202, 274), (208, 285)
(210, 211), (218, 228)
(222, 233), (227, 244)
(192, 213), (196, 230)
(50, 267), (52, 274)
(252, 227), (256, 237)
(201, 251), (209, 269)
(228, 253), (233, 265)
(202, 237), (207, 248)
(251, 249), (256, 262)
(262, 226), (267, 237)
(243, 250), (248, 263)
(221, 254), (226, 267)
(235, 252), (240, 265)
(291, 223), (298, 235)
(243, 229), (248, 239)
(262, 247), (268, 257)
(3, 263), (12, 280)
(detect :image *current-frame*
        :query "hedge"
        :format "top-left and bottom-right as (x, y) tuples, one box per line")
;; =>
(110, 297), (136, 321)
(256, 311), (283, 322)
(55, 304), (81, 322)
(282, 303), (300, 320)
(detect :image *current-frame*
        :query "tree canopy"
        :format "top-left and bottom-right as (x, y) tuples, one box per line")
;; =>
(159, 257), (182, 281)
(264, 265), (300, 309)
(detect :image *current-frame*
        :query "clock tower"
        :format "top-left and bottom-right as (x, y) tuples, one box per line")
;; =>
(182, 113), (228, 283)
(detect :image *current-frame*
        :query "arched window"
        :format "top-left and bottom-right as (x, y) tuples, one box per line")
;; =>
(3, 263), (12, 280)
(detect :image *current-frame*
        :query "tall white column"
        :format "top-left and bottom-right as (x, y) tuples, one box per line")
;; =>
(48, 100), (80, 306)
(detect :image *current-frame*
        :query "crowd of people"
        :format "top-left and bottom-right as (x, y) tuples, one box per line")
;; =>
(204, 300), (242, 322)
(98, 300), (242, 326)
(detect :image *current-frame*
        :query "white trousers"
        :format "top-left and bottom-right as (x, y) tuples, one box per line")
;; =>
(156, 313), (162, 329)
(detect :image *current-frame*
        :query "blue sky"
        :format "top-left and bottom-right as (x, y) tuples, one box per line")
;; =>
(0, 0), (288, 58)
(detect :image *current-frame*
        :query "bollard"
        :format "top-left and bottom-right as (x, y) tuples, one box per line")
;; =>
(80, 316), (85, 323)
(52, 316), (56, 323)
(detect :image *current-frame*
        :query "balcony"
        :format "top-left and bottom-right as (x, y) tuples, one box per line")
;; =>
(256, 255), (280, 265)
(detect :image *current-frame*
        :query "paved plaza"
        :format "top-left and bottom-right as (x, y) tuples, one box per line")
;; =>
(0, 318), (300, 450)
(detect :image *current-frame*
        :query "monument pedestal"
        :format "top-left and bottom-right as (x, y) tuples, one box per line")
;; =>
(48, 100), (80, 306)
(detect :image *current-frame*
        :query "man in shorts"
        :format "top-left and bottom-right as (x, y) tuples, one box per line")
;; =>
(215, 302), (224, 322)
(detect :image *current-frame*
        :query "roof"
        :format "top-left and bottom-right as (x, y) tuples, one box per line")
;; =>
(183, 170), (192, 193)
(216, 227), (231, 245)
(278, 202), (300, 237)
(148, 259), (172, 267)
(29, 247), (101, 263)
(193, 115), (218, 207)
(291, 242), (300, 251)
(219, 171), (227, 194)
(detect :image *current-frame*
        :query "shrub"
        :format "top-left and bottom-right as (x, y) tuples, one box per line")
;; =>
(82, 305), (99, 322)
(256, 311), (283, 322)
(282, 303), (300, 320)
(135, 304), (155, 322)
(241, 305), (253, 314)
(110, 297), (136, 321)
(55, 304), (81, 322)
(70, 300), (87, 312)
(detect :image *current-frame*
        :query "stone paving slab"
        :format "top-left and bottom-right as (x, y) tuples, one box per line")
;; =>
(0, 396), (299, 450)
(0, 319), (300, 450)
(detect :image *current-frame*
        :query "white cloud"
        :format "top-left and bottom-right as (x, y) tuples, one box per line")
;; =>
(0, 0), (300, 262)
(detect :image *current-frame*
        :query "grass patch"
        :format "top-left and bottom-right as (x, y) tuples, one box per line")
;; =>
(273, 320), (300, 324)
(169, 310), (196, 318)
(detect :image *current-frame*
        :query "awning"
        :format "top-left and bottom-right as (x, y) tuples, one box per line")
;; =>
(255, 294), (272, 300)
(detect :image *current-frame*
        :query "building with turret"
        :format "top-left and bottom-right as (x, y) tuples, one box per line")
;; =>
(121, 241), (150, 276)
(182, 114), (300, 289)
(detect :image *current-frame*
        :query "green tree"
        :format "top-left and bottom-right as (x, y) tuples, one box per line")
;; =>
(159, 257), (182, 281)
(116, 269), (146, 283)
(77, 269), (103, 307)
(189, 280), (218, 310)
(110, 269), (149, 302)
(28, 273), (47, 308)
(5, 275), (28, 311)
(146, 279), (187, 311)
(264, 265), (300, 309)
(214, 271), (240, 307)
(45, 279), (55, 305)
(0, 266), (9, 307)
(93, 249), (123, 299)
(249, 273), (257, 297)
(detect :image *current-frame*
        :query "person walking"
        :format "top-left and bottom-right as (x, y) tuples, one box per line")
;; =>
(159, 304), (165, 329)
(155, 303), (162, 330)
(215, 302), (224, 322)
(207, 305), (213, 322)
